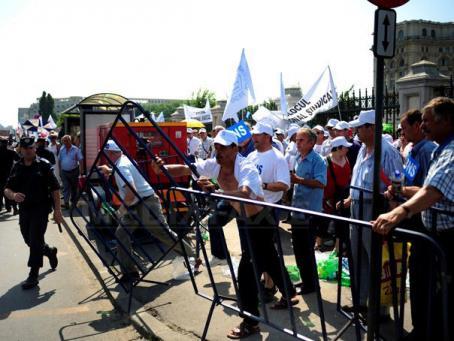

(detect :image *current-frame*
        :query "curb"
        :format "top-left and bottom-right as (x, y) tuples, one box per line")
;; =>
(61, 215), (184, 341)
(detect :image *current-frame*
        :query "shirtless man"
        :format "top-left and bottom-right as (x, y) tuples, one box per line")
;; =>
(152, 129), (298, 339)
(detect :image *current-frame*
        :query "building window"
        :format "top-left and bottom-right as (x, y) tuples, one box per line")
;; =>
(399, 72), (404, 77)
(422, 28), (427, 36)
(399, 59), (405, 67)
(398, 30), (404, 39)
(439, 47), (443, 52)
(431, 30), (436, 38)
(441, 58), (446, 66)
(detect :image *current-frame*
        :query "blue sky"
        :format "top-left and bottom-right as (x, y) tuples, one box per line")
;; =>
(0, 0), (452, 127)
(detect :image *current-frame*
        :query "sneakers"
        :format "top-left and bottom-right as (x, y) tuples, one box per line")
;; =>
(21, 275), (39, 290)
(48, 247), (58, 270)
(208, 256), (228, 267)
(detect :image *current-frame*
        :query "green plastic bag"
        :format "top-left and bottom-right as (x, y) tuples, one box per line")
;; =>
(286, 265), (301, 282)
(317, 252), (338, 281)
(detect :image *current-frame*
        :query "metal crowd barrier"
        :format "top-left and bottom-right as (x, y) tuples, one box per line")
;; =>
(166, 186), (450, 341)
(69, 102), (208, 313)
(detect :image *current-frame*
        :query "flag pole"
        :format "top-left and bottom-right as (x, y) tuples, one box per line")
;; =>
(336, 103), (342, 121)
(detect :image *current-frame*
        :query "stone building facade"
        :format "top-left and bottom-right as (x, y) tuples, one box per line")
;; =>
(385, 20), (454, 90)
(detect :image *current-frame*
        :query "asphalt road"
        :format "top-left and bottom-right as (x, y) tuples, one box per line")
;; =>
(0, 209), (142, 341)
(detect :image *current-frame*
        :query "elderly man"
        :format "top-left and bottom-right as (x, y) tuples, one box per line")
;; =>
(153, 129), (298, 339)
(290, 128), (327, 295)
(341, 110), (403, 316)
(186, 128), (200, 162)
(58, 135), (83, 209)
(198, 128), (213, 160)
(373, 97), (454, 341)
(98, 140), (197, 282)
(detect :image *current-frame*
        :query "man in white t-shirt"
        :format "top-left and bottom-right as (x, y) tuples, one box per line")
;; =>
(98, 140), (196, 282)
(247, 122), (290, 302)
(248, 122), (290, 204)
(186, 128), (200, 162)
(152, 129), (298, 338)
(197, 128), (213, 160)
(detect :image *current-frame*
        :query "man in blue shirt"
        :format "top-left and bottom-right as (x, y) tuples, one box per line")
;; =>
(58, 135), (83, 208)
(290, 128), (327, 295)
(388, 109), (437, 339)
(342, 110), (403, 315)
(373, 97), (454, 340)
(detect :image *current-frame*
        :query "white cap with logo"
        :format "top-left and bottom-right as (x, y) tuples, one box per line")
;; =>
(348, 110), (376, 128)
(251, 122), (273, 136)
(213, 129), (238, 146)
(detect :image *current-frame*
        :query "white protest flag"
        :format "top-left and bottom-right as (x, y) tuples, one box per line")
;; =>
(44, 115), (57, 129)
(204, 99), (212, 121)
(280, 72), (288, 118)
(156, 112), (165, 122)
(287, 66), (338, 124)
(252, 106), (285, 130)
(183, 103), (213, 123)
(222, 49), (256, 122)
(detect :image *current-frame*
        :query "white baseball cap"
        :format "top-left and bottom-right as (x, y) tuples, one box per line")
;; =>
(313, 125), (324, 132)
(334, 121), (350, 130)
(348, 110), (376, 128)
(213, 129), (238, 146)
(199, 128), (207, 133)
(104, 139), (122, 152)
(323, 130), (329, 137)
(325, 118), (339, 128)
(287, 126), (299, 139)
(251, 122), (273, 136)
(331, 136), (352, 149)
(187, 128), (193, 133)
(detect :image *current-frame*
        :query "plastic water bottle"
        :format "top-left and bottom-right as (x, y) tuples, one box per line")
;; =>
(390, 170), (405, 197)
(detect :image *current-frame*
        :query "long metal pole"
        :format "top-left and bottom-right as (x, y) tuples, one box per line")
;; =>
(367, 55), (384, 341)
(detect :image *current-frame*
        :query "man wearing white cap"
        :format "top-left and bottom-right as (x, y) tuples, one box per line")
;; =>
(275, 128), (288, 151)
(340, 110), (403, 315)
(312, 125), (325, 155)
(197, 128), (213, 160)
(186, 128), (200, 162)
(248, 122), (291, 301)
(152, 129), (298, 338)
(320, 118), (339, 157)
(333, 120), (361, 166)
(98, 140), (197, 282)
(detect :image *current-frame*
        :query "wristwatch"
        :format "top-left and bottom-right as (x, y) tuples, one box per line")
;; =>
(263, 183), (268, 190)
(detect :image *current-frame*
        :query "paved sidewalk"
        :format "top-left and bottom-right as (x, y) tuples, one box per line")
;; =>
(0, 210), (142, 341)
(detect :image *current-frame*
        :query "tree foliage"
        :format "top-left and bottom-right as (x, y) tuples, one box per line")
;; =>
(186, 88), (217, 108)
(141, 101), (184, 120)
(38, 91), (55, 122)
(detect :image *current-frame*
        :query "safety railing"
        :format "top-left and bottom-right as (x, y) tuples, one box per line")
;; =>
(165, 186), (450, 341)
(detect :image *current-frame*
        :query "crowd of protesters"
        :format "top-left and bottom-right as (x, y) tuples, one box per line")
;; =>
(163, 96), (453, 340)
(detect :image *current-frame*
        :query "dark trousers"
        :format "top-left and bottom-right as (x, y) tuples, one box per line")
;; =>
(61, 168), (79, 205)
(0, 179), (17, 211)
(237, 210), (296, 325)
(19, 206), (53, 270)
(291, 218), (317, 291)
(207, 200), (248, 259)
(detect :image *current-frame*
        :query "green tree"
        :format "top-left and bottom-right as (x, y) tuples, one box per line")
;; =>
(186, 88), (216, 108)
(38, 91), (55, 122)
(141, 101), (184, 120)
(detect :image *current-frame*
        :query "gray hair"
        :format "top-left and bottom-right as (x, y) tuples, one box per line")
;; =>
(299, 128), (317, 143)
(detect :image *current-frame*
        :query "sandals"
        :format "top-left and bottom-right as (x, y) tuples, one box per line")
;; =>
(227, 321), (260, 339)
(271, 296), (300, 310)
